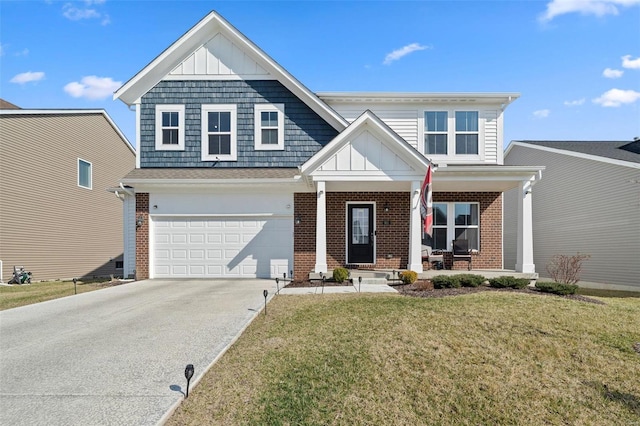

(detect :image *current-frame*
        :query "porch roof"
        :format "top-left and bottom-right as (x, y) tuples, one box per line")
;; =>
(432, 165), (544, 192)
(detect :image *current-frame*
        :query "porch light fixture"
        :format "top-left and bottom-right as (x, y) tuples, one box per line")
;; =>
(136, 216), (144, 229)
(383, 203), (390, 213)
(295, 214), (302, 225)
(184, 364), (194, 398)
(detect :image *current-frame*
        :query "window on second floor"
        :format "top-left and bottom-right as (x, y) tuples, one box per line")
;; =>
(424, 111), (448, 155)
(201, 104), (237, 161)
(455, 111), (479, 155)
(155, 105), (185, 151)
(254, 104), (284, 150)
(78, 158), (92, 189)
(423, 110), (480, 157)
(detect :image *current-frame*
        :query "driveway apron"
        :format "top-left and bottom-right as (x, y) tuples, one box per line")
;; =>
(0, 279), (277, 426)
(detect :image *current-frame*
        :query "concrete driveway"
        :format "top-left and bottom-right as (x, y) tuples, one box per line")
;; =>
(0, 279), (278, 426)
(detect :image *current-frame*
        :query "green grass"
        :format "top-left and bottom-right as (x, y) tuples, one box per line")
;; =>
(0, 279), (111, 310)
(169, 292), (640, 425)
(578, 287), (640, 298)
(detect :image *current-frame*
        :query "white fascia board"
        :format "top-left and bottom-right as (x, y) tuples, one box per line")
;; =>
(113, 11), (348, 132)
(506, 141), (640, 170)
(301, 110), (430, 175)
(435, 165), (544, 183)
(0, 109), (136, 155)
(317, 92), (520, 108)
(310, 172), (425, 182)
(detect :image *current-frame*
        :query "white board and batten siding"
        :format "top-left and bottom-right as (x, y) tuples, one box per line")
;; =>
(168, 33), (272, 79)
(504, 145), (640, 290)
(149, 191), (293, 279)
(328, 104), (503, 165)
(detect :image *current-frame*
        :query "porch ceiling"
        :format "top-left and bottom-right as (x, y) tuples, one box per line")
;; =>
(432, 165), (544, 192)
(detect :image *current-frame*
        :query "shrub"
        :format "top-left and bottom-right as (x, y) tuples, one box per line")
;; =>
(456, 274), (486, 288)
(489, 276), (529, 289)
(535, 281), (578, 295)
(432, 275), (461, 289)
(546, 253), (590, 285)
(399, 270), (418, 285)
(332, 267), (349, 283)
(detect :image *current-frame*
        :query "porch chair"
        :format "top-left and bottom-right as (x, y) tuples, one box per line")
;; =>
(421, 245), (444, 270)
(452, 239), (472, 271)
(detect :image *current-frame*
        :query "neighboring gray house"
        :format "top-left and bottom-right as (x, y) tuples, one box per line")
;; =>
(504, 140), (640, 291)
(0, 105), (136, 282)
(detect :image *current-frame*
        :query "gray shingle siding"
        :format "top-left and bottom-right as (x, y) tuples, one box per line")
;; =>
(140, 80), (338, 168)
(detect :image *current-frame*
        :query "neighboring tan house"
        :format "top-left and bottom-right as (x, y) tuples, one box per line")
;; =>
(0, 106), (136, 282)
(504, 140), (640, 292)
(113, 11), (543, 281)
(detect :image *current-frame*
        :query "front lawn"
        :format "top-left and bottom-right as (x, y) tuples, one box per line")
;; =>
(168, 292), (640, 425)
(0, 279), (120, 310)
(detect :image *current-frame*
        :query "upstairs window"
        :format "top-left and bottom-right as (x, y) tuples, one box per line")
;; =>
(424, 111), (448, 155)
(78, 158), (92, 189)
(455, 111), (479, 154)
(254, 104), (284, 150)
(155, 105), (185, 151)
(201, 104), (237, 161)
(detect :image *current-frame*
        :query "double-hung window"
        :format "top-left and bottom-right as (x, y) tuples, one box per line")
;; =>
(424, 111), (448, 155)
(254, 104), (284, 150)
(77, 158), (92, 189)
(423, 202), (479, 251)
(155, 105), (185, 150)
(455, 111), (479, 154)
(201, 104), (237, 161)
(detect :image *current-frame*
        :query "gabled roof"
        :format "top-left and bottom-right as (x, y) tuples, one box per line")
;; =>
(113, 10), (348, 132)
(0, 99), (20, 109)
(507, 140), (640, 167)
(301, 110), (430, 180)
(0, 109), (135, 155)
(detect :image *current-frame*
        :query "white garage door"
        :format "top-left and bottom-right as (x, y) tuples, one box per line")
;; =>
(153, 216), (292, 279)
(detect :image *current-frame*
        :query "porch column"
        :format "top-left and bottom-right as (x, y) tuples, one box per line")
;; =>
(314, 181), (328, 273)
(408, 180), (424, 273)
(516, 181), (535, 273)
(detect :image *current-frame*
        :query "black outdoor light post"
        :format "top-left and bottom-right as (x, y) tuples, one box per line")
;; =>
(275, 277), (280, 294)
(358, 276), (362, 293)
(263, 289), (268, 315)
(73, 277), (77, 295)
(184, 364), (194, 398)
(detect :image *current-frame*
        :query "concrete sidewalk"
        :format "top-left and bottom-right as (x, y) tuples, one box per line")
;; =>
(0, 279), (278, 426)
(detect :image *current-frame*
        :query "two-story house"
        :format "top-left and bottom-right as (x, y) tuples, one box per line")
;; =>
(114, 11), (543, 281)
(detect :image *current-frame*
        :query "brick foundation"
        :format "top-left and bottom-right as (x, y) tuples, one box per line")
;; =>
(135, 193), (150, 280)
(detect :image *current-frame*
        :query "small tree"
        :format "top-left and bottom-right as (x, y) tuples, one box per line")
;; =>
(546, 253), (590, 285)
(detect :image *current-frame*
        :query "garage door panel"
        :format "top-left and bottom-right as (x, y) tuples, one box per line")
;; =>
(153, 216), (292, 278)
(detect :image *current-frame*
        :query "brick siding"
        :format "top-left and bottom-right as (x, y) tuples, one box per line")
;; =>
(135, 193), (150, 280)
(294, 191), (503, 278)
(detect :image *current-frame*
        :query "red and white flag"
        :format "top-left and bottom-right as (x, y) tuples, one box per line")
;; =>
(420, 164), (433, 235)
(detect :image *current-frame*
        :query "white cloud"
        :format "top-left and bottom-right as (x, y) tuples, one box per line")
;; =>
(564, 98), (586, 106)
(622, 54), (640, 69)
(383, 43), (429, 65)
(603, 67), (624, 78)
(15, 48), (29, 57)
(10, 71), (45, 84)
(539, 0), (640, 22)
(0, 43), (5, 56)
(533, 109), (551, 118)
(62, 1), (109, 25)
(593, 88), (640, 106)
(64, 75), (121, 100)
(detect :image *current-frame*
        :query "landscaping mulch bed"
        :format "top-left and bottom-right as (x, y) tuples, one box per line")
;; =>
(285, 278), (605, 305)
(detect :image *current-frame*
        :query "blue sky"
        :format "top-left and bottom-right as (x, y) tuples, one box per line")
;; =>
(1, 0), (639, 148)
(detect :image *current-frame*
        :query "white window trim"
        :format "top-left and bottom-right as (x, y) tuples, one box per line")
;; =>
(421, 109), (484, 161)
(77, 158), (92, 190)
(155, 105), (185, 151)
(254, 103), (285, 150)
(424, 111), (449, 155)
(201, 104), (237, 161)
(429, 202), (480, 251)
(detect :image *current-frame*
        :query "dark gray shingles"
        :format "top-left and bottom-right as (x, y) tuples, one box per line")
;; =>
(516, 140), (640, 164)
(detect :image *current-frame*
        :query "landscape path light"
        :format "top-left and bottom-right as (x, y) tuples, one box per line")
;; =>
(73, 277), (77, 295)
(184, 364), (194, 398)
(263, 289), (268, 315)
(358, 276), (362, 293)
